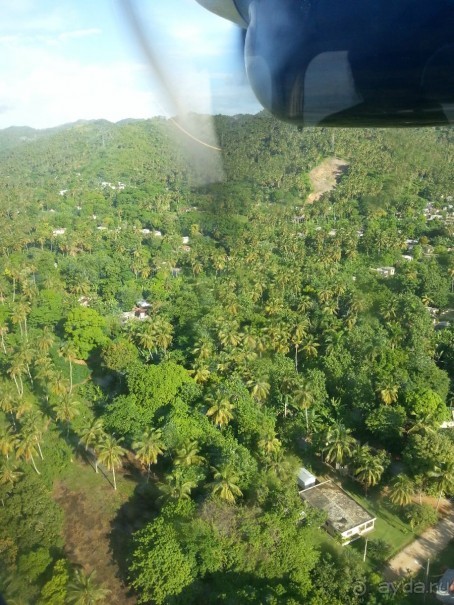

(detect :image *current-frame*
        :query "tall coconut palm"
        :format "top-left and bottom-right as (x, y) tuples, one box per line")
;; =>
(59, 342), (79, 393)
(21, 410), (50, 460)
(322, 422), (356, 469)
(294, 380), (314, 433)
(154, 316), (173, 356)
(78, 419), (105, 472)
(8, 360), (25, 398)
(67, 569), (111, 605)
(291, 321), (308, 370)
(0, 324), (9, 354)
(136, 323), (157, 360)
(132, 428), (166, 480)
(247, 376), (270, 403)
(301, 335), (320, 359)
(206, 397), (235, 428)
(175, 440), (205, 467)
(97, 434), (125, 490)
(16, 431), (41, 474)
(36, 327), (55, 355)
(79, 418), (105, 452)
(388, 474), (414, 506)
(52, 395), (81, 436)
(192, 338), (213, 361)
(49, 372), (70, 398)
(427, 461), (454, 511)
(210, 466), (243, 503)
(0, 428), (18, 460)
(0, 382), (17, 427)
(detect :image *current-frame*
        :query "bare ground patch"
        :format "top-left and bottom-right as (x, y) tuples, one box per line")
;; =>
(306, 157), (349, 203)
(54, 479), (137, 604)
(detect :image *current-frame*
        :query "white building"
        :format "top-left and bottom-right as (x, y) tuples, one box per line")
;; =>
(300, 481), (376, 545)
(297, 468), (317, 489)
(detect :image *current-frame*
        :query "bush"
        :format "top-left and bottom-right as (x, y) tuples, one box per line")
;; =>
(367, 538), (392, 562)
(404, 503), (438, 530)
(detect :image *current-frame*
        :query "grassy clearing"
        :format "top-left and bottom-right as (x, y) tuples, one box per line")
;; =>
(63, 454), (137, 513)
(54, 455), (140, 605)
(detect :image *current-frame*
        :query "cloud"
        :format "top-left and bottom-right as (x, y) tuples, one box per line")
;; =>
(58, 28), (102, 42)
(0, 46), (158, 128)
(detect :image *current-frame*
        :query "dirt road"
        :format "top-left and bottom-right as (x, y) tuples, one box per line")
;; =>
(385, 501), (454, 580)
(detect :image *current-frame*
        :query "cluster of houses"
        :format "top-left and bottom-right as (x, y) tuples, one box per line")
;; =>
(120, 299), (152, 322)
(424, 199), (454, 224)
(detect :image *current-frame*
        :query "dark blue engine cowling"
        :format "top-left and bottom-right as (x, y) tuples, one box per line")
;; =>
(236, 0), (454, 126)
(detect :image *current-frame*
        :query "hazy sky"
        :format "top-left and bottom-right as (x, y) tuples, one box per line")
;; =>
(0, 0), (261, 129)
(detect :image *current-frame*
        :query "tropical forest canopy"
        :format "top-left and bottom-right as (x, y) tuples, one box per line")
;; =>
(0, 113), (453, 604)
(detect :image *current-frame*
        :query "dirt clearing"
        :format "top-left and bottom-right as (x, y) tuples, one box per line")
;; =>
(306, 157), (349, 203)
(54, 478), (136, 604)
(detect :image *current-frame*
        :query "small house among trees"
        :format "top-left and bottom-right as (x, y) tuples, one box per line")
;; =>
(300, 481), (376, 545)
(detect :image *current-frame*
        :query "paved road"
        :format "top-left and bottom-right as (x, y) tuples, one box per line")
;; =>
(385, 501), (454, 580)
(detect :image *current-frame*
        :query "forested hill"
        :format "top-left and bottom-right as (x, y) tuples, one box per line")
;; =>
(0, 115), (453, 604)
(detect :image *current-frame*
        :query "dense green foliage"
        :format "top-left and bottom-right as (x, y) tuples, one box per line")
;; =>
(0, 115), (453, 603)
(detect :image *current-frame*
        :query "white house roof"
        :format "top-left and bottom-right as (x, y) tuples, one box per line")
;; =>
(300, 481), (375, 534)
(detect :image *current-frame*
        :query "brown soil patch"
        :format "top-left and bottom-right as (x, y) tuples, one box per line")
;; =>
(306, 158), (349, 203)
(54, 482), (136, 604)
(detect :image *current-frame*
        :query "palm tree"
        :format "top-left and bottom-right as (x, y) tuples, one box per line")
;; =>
(132, 428), (166, 480)
(79, 419), (104, 451)
(294, 380), (314, 433)
(8, 360), (25, 397)
(97, 434), (125, 490)
(191, 363), (211, 384)
(301, 335), (320, 359)
(49, 372), (70, 397)
(158, 470), (196, 503)
(15, 431), (41, 474)
(258, 431), (281, 457)
(192, 338), (213, 361)
(377, 384), (399, 405)
(154, 316), (173, 355)
(321, 422), (356, 469)
(67, 569), (111, 605)
(78, 419), (105, 472)
(0, 461), (22, 490)
(0, 428), (18, 460)
(136, 323), (156, 360)
(0, 324), (9, 354)
(353, 444), (384, 494)
(0, 383), (17, 427)
(210, 466), (243, 503)
(247, 376), (270, 403)
(291, 321), (308, 370)
(388, 474), (414, 506)
(59, 341), (78, 393)
(427, 461), (454, 511)
(52, 395), (81, 436)
(21, 410), (50, 460)
(175, 440), (205, 467)
(206, 397), (235, 428)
